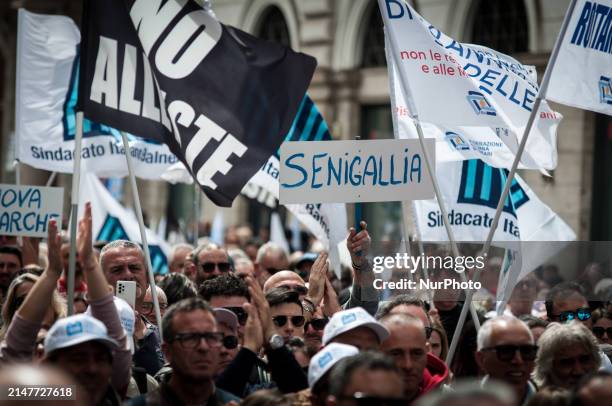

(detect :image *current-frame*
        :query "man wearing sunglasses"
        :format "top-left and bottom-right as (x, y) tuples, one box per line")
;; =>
(476, 315), (537, 405)
(546, 282), (593, 327)
(190, 243), (233, 286)
(266, 287), (305, 343)
(213, 308), (240, 377)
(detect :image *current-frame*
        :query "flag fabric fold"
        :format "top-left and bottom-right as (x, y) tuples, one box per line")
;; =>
(78, 0), (316, 207)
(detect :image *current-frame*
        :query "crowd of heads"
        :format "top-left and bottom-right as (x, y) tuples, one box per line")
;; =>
(1, 209), (612, 406)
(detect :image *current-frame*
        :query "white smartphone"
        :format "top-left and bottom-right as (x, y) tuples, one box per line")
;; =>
(116, 281), (137, 309)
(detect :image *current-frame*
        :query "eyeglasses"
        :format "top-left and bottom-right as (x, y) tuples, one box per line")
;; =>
(0, 262), (18, 271)
(171, 332), (223, 349)
(141, 302), (168, 312)
(481, 344), (538, 362)
(272, 315), (305, 328)
(222, 335), (239, 349)
(201, 262), (231, 273)
(338, 393), (407, 406)
(554, 308), (591, 323)
(223, 307), (248, 326)
(304, 317), (329, 331)
(592, 326), (612, 338)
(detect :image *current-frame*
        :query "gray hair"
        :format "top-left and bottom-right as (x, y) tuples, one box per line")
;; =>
(327, 352), (400, 398)
(477, 315), (533, 350)
(169, 243), (194, 263)
(190, 242), (221, 266)
(99, 240), (146, 271)
(255, 242), (288, 264)
(534, 321), (601, 387)
(415, 379), (515, 406)
(162, 297), (214, 342)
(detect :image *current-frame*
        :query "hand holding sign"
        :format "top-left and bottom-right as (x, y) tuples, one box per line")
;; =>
(347, 221), (371, 268)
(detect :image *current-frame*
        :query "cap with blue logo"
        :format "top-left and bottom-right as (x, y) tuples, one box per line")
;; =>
(86, 296), (135, 354)
(308, 343), (359, 388)
(44, 314), (119, 356)
(322, 307), (389, 346)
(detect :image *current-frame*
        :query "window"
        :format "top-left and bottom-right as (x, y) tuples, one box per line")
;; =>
(361, 6), (386, 68)
(470, 0), (529, 55)
(257, 6), (291, 47)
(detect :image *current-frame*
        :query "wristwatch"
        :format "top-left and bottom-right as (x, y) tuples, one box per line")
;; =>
(268, 334), (284, 350)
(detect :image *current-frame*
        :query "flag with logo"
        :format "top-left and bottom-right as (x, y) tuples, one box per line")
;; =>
(15, 9), (178, 179)
(79, 173), (170, 274)
(78, 0), (316, 207)
(546, 0), (612, 117)
(387, 51), (561, 170)
(380, 0), (562, 168)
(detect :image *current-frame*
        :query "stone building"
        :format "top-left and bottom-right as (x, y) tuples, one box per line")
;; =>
(1, 0), (611, 253)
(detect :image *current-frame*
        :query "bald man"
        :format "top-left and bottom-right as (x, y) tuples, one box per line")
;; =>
(263, 270), (307, 298)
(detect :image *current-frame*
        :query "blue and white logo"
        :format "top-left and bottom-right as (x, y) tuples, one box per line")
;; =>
(66, 321), (83, 336)
(599, 76), (612, 105)
(445, 132), (470, 151)
(467, 91), (497, 116)
(457, 160), (529, 218)
(318, 352), (333, 368)
(341, 313), (357, 325)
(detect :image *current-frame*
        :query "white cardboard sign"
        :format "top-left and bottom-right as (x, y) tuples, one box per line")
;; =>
(0, 184), (64, 237)
(280, 139), (435, 204)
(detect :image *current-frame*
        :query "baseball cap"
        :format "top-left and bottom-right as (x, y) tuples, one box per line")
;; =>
(86, 296), (135, 354)
(214, 307), (238, 335)
(44, 314), (118, 356)
(297, 252), (318, 266)
(308, 343), (359, 388)
(322, 307), (389, 345)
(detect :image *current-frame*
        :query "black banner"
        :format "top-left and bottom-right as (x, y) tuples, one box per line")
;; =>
(78, 0), (316, 206)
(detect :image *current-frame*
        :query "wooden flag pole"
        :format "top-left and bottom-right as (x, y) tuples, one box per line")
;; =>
(120, 132), (163, 336)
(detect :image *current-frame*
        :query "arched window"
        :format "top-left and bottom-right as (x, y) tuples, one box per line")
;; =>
(470, 0), (529, 54)
(257, 6), (291, 47)
(361, 6), (386, 68)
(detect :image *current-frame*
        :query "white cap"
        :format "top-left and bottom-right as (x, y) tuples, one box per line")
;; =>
(86, 296), (135, 354)
(322, 307), (389, 345)
(308, 343), (359, 388)
(44, 314), (118, 356)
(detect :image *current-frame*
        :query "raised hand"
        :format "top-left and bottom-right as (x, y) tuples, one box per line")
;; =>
(77, 202), (97, 271)
(306, 252), (328, 308)
(46, 219), (63, 279)
(244, 276), (275, 343)
(322, 275), (341, 316)
(347, 221), (371, 267)
(242, 301), (263, 354)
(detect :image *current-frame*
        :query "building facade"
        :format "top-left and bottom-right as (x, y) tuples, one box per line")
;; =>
(1, 0), (611, 246)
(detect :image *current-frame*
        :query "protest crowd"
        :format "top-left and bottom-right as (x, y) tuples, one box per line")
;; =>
(0, 209), (611, 406)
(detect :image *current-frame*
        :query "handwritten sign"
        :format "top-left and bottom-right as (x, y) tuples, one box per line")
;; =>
(0, 184), (64, 237)
(279, 139), (435, 204)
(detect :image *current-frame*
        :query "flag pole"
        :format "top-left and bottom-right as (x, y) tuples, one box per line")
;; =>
(193, 184), (200, 244)
(120, 132), (163, 335)
(380, 2), (481, 335)
(67, 112), (84, 315)
(480, 0), (578, 258)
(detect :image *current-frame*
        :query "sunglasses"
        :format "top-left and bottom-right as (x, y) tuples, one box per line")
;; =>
(481, 344), (538, 362)
(222, 335), (239, 349)
(555, 308), (591, 323)
(272, 315), (305, 328)
(201, 262), (231, 273)
(171, 332), (223, 349)
(223, 307), (248, 326)
(592, 326), (612, 338)
(339, 393), (407, 406)
(305, 317), (329, 331)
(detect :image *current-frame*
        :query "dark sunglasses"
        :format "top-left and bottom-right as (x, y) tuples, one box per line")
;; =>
(481, 344), (538, 362)
(592, 326), (612, 338)
(272, 315), (305, 328)
(305, 317), (329, 331)
(201, 262), (231, 273)
(222, 335), (239, 349)
(223, 307), (248, 326)
(555, 308), (591, 323)
(339, 393), (407, 406)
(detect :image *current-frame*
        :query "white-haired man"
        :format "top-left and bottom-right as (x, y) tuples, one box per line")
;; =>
(476, 315), (538, 405)
(254, 242), (289, 288)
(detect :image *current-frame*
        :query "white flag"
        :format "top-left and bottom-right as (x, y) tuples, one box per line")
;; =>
(546, 0), (612, 117)
(380, 0), (562, 168)
(79, 173), (171, 274)
(15, 9), (178, 179)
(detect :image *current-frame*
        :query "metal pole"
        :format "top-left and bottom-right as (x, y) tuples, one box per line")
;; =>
(67, 112), (84, 315)
(121, 132), (163, 336)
